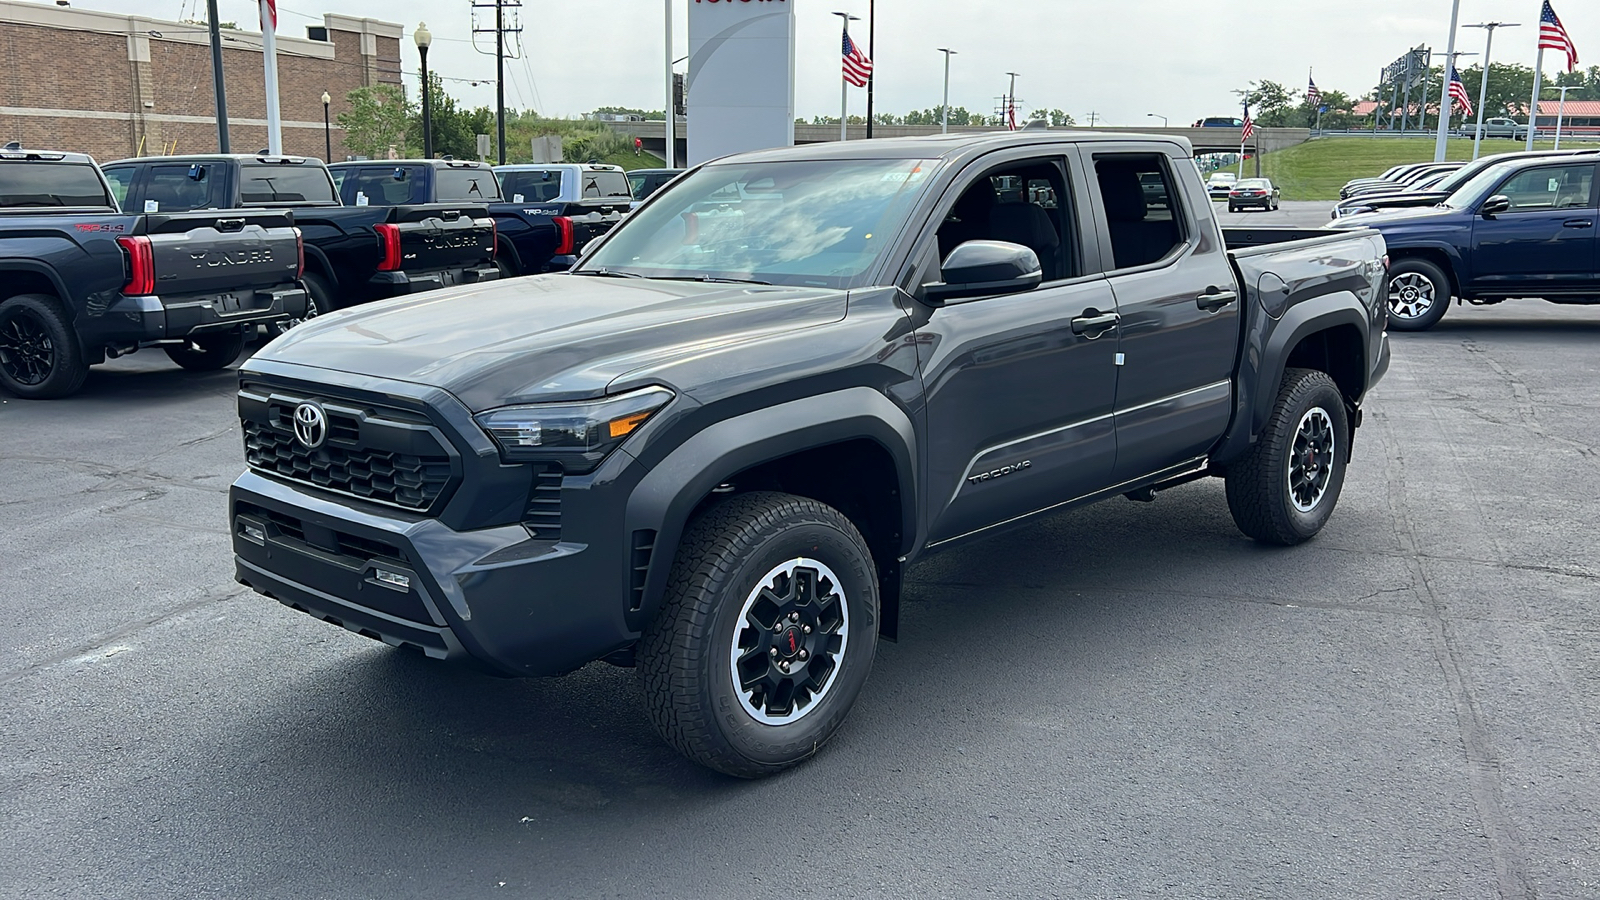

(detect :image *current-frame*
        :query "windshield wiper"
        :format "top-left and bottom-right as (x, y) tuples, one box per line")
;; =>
(659, 275), (772, 285)
(571, 268), (646, 278)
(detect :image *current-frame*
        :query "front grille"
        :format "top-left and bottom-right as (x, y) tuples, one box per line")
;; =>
(523, 463), (563, 540)
(244, 421), (451, 511)
(239, 382), (460, 514)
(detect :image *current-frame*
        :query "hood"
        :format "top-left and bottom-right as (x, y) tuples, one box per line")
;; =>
(252, 274), (848, 410)
(1332, 203), (1462, 229)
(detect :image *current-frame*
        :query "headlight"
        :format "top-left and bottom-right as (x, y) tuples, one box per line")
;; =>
(474, 386), (674, 473)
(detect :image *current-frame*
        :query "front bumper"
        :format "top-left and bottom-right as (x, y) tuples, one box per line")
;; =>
(367, 264), (500, 296)
(230, 469), (635, 678)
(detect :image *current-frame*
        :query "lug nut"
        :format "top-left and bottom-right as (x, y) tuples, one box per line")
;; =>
(769, 648), (778, 657)
(779, 661), (790, 672)
(802, 625), (812, 634)
(798, 649), (809, 660)
(789, 612), (800, 622)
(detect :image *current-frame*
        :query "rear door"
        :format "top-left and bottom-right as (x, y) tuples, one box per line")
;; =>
(1087, 147), (1241, 483)
(1469, 161), (1598, 294)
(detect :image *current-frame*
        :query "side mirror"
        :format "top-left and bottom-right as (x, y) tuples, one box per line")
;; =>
(924, 240), (1043, 304)
(1481, 195), (1511, 218)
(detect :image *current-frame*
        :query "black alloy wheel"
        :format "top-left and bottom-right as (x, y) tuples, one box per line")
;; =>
(268, 272), (331, 338)
(638, 491), (879, 778)
(0, 294), (89, 399)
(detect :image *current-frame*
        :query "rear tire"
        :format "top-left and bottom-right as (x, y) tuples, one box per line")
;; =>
(0, 294), (88, 399)
(638, 491), (879, 778)
(268, 272), (331, 338)
(1385, 257), (1451, 331)
(1225, 368), (1349, 546)
(164, 330), (245, 371)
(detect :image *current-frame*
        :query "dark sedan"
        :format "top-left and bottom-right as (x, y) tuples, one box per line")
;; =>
(1227, 178), (1280, 212)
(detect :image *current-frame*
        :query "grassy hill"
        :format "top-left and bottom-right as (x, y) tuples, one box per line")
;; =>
(1254, 136), (1600, 200)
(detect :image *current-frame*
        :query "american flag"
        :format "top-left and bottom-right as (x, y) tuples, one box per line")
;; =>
(842, 32), (872, 88)
(1540, 1), (1579, 72)
(260, 0), (277, 29)
(1307, 77), (1321, 107)
(1241, 112), (1254, 142)
(1006, 99), (1018, 131)
(1448, 67), (1474, 117)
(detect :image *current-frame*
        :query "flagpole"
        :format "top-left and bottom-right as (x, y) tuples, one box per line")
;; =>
(1526, 48), (1545, 150)
(1433, 0), (1462, 161)
(1466, 23), (1518, 161)
(833, 12), (858, 142)
(260, 0), (283, 155)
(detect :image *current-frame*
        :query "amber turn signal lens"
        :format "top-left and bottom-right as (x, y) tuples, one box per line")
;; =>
(608, 411), (655, 440)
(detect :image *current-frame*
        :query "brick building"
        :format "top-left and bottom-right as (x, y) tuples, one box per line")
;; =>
(0, 0), (403, 163)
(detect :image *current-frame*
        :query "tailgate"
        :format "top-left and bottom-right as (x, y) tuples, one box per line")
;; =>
(388, 205), (496, 271)
(562, 200), (627, 251)
(142, 211), (301, 294)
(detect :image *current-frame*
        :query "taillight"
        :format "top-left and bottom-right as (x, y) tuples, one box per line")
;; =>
(489, 217), (498, 257)
(374, 223), (402, 271)
(552, 216), (574, 256)
(293, 226), (305, 278)
(116, 235), (155, 296)
(1382, 254), (1391, 270)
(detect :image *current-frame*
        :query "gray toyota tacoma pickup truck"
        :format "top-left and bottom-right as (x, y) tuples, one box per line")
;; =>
(229, 132), (1389, 777)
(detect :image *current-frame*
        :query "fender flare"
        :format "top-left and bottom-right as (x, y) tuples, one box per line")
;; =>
(0, 261), (73, 311)
(623, 387), (918, 631)
(1385, 241), (1467, 294)
(300, 244), (336, 285)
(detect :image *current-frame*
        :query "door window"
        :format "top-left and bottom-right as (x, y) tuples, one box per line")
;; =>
(1093, 155), (1186, 270)
(934, 159), (1074, 281)
(101, 167), (136, 208)
(1494, 165), (1595, 211)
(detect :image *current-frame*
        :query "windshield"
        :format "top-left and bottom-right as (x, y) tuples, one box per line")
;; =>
(1208, 173), (1236, 183)
(1236, 179), (1269, 189)
(579, 158), (939, 290)
(1433, 160), (1497, 192)
(0, 163), (112, 208)
(240, 164), (336, 204)
(578, 169), (631, 199)
(1445, 162), (1518, 209)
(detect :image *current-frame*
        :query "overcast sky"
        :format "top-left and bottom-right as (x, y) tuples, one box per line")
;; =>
(60, 0), (1600, 123)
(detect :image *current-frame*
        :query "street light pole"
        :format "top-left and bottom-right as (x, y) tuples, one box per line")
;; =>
(938, 48), (956, 134)
(664, 0), (674, 168)
(865, 0), (875, 139)
(1552, 85), (1576, 149)
(1432, 0), (1462, 162)
(415, 23), (433, 159)
(1464, 22), (1519, 161)
(833, 12), (859, 142)
(1146, 113), (1168, 127)
(321, 91), (331, 161)
(206, 0), (230, 152)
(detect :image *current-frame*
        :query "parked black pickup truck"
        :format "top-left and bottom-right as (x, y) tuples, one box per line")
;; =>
(104, 154), (498, 318)
(0, 148), (305, 399)
(230, 133), (1389, 776)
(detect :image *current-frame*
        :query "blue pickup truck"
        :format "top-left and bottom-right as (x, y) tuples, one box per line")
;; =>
(0, 147), (306, 398)
(1336, 154), (1599, 330)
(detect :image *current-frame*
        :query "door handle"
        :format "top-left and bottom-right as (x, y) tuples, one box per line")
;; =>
(1070, 311), (1120, 338)
(1197, 288), (1238, 312)
(1563, 219), (1594, 229)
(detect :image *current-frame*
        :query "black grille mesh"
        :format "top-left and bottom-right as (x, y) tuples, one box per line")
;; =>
(244, 421), (451, 511)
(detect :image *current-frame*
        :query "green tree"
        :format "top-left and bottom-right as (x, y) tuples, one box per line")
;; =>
(406, 74), (499, 159)
(1244, 80), (1296, 126)
(339, 84), (412, 159)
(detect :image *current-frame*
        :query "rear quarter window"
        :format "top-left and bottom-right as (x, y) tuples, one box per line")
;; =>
(499, 170), (562, 202)
(435, 168), (500, 202)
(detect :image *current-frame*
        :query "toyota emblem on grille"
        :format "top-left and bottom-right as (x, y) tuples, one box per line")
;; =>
(292, 402), (328, 449)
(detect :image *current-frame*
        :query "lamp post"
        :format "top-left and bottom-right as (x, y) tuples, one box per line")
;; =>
(415, 22), (433, 159)
(938, 48), (956, 134)
(663, 0), (674, 168)
(1147, 113), (1168, 127)
(833, 12), (860, 142)
(321, 91), (331, 161)
(1463, 22), (1519, 161)
(1551, 85), (1577, 149)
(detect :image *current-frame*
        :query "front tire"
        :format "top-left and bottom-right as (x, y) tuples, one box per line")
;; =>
(638, 492), (879, 778)
(0, 294), (89, 399)
(1385, 257), (1451, 331)
(164, 330), (245, 371)
(1225, 368), (1349, 546)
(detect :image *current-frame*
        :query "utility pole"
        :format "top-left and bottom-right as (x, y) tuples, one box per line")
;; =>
(472, 0), (522, 165)
(206, 0), (229, 152)
(938, 48), (956, 134)
(1433, 0), (1462, 161)
(1464, 23), (1519, 160)
(1087, 111), (1099, 127)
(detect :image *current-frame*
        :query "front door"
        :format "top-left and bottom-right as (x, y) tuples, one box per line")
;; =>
(916, 154), (1121, 547)
(1471, 161), (1598, 295)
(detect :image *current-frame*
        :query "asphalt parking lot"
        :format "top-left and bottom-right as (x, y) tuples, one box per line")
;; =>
(4, 229), (1600, 898)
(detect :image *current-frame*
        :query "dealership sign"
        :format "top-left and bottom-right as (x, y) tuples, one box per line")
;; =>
(687, 0), (796, 165)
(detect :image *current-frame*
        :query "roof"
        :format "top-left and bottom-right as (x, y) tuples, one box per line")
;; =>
(493, 163), (626, 171)
(104, 154), (322, 166)
(0, 148), (96, 164)
(329, 159), (491, 168)
(720, 130), (1193, 166)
